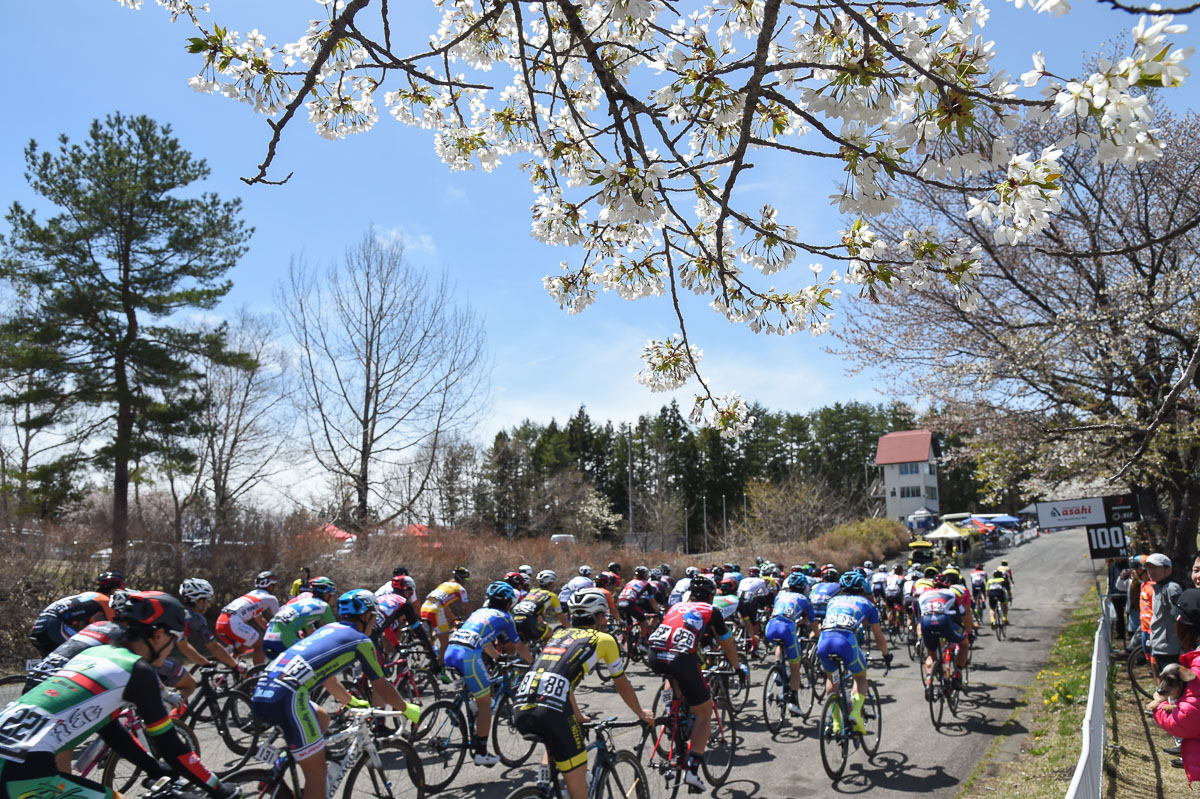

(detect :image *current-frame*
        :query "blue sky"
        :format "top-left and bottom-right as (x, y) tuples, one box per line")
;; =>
(4, 1), (1196, 438)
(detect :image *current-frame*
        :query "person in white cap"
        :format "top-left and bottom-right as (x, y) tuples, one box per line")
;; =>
(1147, 553), (1185, 676)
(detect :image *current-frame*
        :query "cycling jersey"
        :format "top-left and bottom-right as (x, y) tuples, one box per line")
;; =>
(870, 572), (889, 594)
(184, 609), (216, 650)
(765, 593), (814, 663)
(970, 570), (987, 591)
(809, 582), (842, 620)
(986, 576), (1011, 598)
(712, 594), (740, 620)
(420, 581), (469, 633)
(648, 601), (730, 659)
(618, 579), (654, 607)
(769, 592), (813, 624)
(252, 622), (384, 759)
(220, 589), (280, 621)
(263, 595), (334, 656)
(0, 644), (221, 794)
(511, 589), (562, 642)
(821, 595), (880, 633)
(816, 595), (879, 675)
(667, 578), (692, 607)
(444, 608), (519, 698)
(884, 574), (904, 598)
(25, 622), (184, 690)
(998, 566), (1014, 585)
(375, 593), (419, 635)
(557, 576), (594, 605)
(29, 592), (114, 656)
(737, 577), (769, 603)
(918, 588), (968, 619)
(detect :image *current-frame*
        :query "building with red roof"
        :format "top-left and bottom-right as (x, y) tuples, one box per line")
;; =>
(875, 430), (941, 524)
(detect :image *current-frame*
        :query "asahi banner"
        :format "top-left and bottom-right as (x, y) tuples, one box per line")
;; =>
(1036, 498), (1107, 529)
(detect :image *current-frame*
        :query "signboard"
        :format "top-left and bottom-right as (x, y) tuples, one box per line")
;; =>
(1085, 524), (1128, 559)
(1103, 494), (1142, 524)
(1036, 498), (1107, 529)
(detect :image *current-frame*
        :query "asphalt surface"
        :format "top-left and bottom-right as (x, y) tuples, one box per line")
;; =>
(182, 528), (1094, 799)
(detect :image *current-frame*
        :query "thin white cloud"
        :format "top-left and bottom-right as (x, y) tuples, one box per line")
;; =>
(375, 225), (438, 260)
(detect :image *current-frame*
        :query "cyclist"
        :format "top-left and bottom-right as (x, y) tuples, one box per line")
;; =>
(216, 570), (280, 665)
(0, 591), (238, 799)
(177, 577), (242, 671)
(503, 570), (530, 601)
(443, 581), (533, 766)
(658, 563), (675, 589)
(420, 566), (471, 666)
(514, 588), (653, 799)
(646, 575), (745, 791)
(884, 566), (905, 628)
(605, 562), (623, 590)
(28, 571), (124, 656)
(251, 589), (420, 799)
(713, 577), (741, 620)
(668, 567), (699, 607)
(374, 574), (438, 668)
(591, 572), (621, 617)
(765, 572), (817, 714)
(998, 560), (1015, 598)
(816, 571), (891, 734)
(917, 570), (974, 690)
(262, 576), (337, 658)
(987, 569), (1012, 626)
(559, 567), (595, 606)
(617, 566), (662, 644)
(809, 566), (842, 625)
(736, 567), (771, 651)
(970, 564), (988, 610)
(870, 567), (888, 609)
(374, 565), (410, 597)
(726, 563), (745, 585)
(648, 568), (672, 606)
(862, 560), (875, 580)
(512, 569), (570, 644)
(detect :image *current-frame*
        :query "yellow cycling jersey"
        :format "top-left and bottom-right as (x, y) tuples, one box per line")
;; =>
(422, 581), (468, 611)
(515, 626), (624, 712)
(512, 588), (561, 620)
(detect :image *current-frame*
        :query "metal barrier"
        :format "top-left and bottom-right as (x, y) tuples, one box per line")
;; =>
(1065, 603), (1111, 799)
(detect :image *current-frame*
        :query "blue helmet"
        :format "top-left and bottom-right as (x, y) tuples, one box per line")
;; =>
(485, 581), (517, 603)
(785, 572), (810, 593)
(337, 589), (378, 617)
(839, 571), (869, 594)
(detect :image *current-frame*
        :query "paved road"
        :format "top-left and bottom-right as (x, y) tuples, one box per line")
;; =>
(189, 529), (1095, 798)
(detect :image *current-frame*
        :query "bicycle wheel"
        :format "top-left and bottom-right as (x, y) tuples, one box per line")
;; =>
(222, 766), (298, 799)
(860, 683), (882, 757)
(399, 669), (442, 706)
(818, 696), (849, 780)
(1128, 647), (1156, 699)
(408, 699), (468, 793)
(700, 699), (736, 787)
(998, 618), (1008, 641)
(0, 674), (28, 706)
(600, 750), (651, 799)
(102, 721), (201, 792)
(344, 738), (426, 799)
(502, 788), (547, 799)
(727, 667), (752, 715)
(761, 665), (787, 734)
(219, 688), (267, 756)
(927, 670), (944, 729)
(492, 694), (536, 767)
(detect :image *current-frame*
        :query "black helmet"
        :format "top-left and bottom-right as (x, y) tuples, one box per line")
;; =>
(659, 563), (672, 575)
(607, 562), (622, 573)
(453, 566), (471, 582)
(634, 566), (650, 581)
(97, 571), (125, 594)
(689, 575), (718, 602)
(116, 591), (187, 635)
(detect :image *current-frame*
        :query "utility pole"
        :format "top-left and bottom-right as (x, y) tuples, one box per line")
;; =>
(627, 431), (634, 540)
(722, 494), (727, 543)
(703, 495), (708, 553)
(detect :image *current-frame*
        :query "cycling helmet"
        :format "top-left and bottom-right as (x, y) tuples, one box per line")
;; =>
(684, 566), (699, 578)
(179, 578), (214, 604)
(649, 568), (663, 580)
(863, 560), (873, 569)
(689, 575), (718, 602)
(821, 566), (839, 581)
(634, 566), (650, 581)
(254, 571), (278, 590)
(579, 565), (592, 577)
(594, 572), (612, 588)
(718, 577), (738, 595)
(839, 571), (869, 594)
(790, 564), (803, 574)
(731, 563), (742, 573)
(486, 581), (517, 604)
(568, 588), (609, 620)
(941, 567), (962, 585)
(755, 556), (765, 565)
(992, 569), (1004, 578)
(748, 567), (760, 577)
(518, 564), (533, 576)
(453, 566), (471, 582)
(97, 571), (126, 594)
(975, 563), (985, 571)
(117, 591), (187, 635)
(1001, 560), (1009, 566)
(338, 589), (378, 617)
(392, 565), (409, 576)
(391, 573), (415, 593)
(722, 563), (734, 572)
(659, 563), (672, 576)
(537, 569), (558, 587)
(503, 571), (526, 589)
(711, 566), (725, 581)
(309, 576), (336, 599)
(785, 573), (809, 593)
(893, 564), (904, 574)
(607, 562), (622, 573)
(923, 566), (940, 578)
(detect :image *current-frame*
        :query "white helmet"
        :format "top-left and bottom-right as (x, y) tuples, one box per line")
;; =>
(568, 588), (608, 620)
(536, 569), (558, 587)
(518, 564), (533, 576)
(863, 561), (874, 569)
(578, 565), (592, 577)
(179, 578), (214, 604)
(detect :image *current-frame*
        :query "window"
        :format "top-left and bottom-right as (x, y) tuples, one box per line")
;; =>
(925, 486), (938, 500)
(900, 486), (921, 498)
(899, 462), (920, 475)
(927, 462), (937, 475)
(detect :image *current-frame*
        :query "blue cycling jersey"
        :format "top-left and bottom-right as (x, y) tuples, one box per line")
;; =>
(809, 582), (842, 614)
(821, 595), (880, 631)
(262, 622), (384, 692)
(770, 592), (813, 623)
(447, 607), (519, 650)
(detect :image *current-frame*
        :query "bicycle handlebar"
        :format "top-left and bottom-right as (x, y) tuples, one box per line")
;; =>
(584, 716), (648, 732)
(345, 707), (413, 718)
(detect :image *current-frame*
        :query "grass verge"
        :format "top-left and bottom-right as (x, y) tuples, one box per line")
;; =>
(959, 587), (1103, 799)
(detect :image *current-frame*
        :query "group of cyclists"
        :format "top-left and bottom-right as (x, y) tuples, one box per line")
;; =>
(2, 551), (1019, 799)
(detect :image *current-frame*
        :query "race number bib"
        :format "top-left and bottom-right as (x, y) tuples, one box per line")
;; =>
(0, 703), (53, 757)
(512, 600), (538, 617)
(279, 655), (314, 687)
(448, 628), (483, 649)
(531, 672), (570, 707)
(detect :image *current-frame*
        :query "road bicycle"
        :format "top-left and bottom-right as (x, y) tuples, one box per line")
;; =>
(924, 635), (963, 729)
(762, 646), (813, 734)
(617, 612), (656, 665)
(503, 717), (649, 799)
(1127, 636), (1157, 699)
(818, 654), (883, 781)
(406, 656), (532, 793)
(642, 671), (737, 797)
(989, 600), (1009, 641)
(344, 649), (442, 735)
(224, 706), (424, 799)
(703, 651), (751, 717)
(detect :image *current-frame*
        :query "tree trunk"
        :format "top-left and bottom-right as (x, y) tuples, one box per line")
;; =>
(1164, 484), (1200, 575)
(112, 351), (132, 572)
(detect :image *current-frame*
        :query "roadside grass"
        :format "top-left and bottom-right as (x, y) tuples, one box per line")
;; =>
(960, 587), (1103, 798)
(1104, 637), (1191, 797)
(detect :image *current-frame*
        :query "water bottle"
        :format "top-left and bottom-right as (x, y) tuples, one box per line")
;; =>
(662, 686), (673, 709)
(537, 763), (551, 788)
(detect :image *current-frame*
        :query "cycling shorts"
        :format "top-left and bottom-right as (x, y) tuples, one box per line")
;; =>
(28, 621), (75, 658)
(513, 616), (549, 644)
(420, 606), (453, 634)
(618, 602), (647, 623)
(216, 613), (260, 648)
(513, 705), (586, 773)
(871, 585), (885, 598)
(444, 645), (491, 698)
(252, 678), (325, 760)
(648, 650), (709, 707)
(737, 595), (765, 619)
(919, 613), (965, 653)
(884, 593), (903, 609)
(0, 753), (115, 799)
(988, 589), (1009, 604)
(262, 638), (288, 658)
(817, 629), (867, 675)
(764, 617), (801, 663)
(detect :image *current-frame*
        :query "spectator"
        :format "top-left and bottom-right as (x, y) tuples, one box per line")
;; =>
(1147, 553), (1185, 674)
(1107, 557), (1129, 642)
(289, 566), (312, 598)
(1126, 556), (1146, 650)
(1151, 587), (1200, 782)
(1193, 553), (1200, 589)
(1137, 556), (1157, 659)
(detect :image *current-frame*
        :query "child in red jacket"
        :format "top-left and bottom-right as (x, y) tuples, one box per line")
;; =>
(1152, 588), (1200, 783)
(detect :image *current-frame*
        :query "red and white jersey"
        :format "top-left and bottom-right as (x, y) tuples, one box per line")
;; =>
(917, 587), (968, 618)
(648, 601), (729, 656)
(970, 570), (987, 589)
(220, 588), (279, 621)
(618, 579), (651, 603)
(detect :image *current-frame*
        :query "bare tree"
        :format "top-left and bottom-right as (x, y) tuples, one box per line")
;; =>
(201, 309), (293, 542)
(280, 231), (490, 536)
(738, 473), (856, 546)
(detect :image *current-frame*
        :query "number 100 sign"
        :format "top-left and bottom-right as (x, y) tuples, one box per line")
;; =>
(1085, 524), (1128, 559)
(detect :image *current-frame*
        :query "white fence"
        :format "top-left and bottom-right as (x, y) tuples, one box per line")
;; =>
(1065, 602), (1111, 799)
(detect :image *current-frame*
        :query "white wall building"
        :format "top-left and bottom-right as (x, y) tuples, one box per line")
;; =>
(874, 430), (940, 524)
